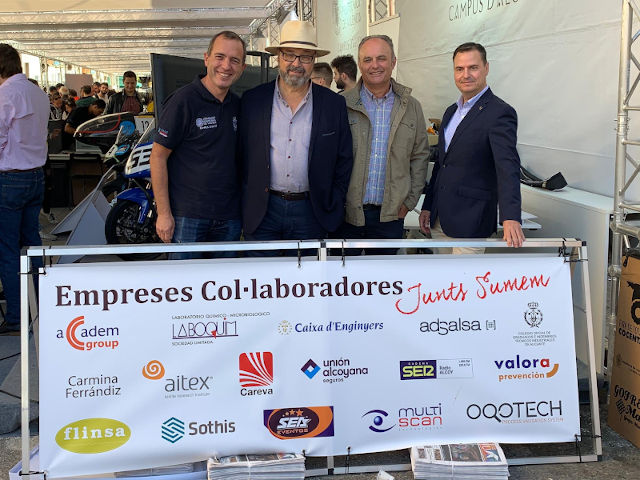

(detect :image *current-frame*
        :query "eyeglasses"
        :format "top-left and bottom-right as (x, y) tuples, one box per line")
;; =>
(280, 51), (315, 64)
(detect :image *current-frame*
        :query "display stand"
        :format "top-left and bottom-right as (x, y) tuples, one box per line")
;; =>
(17, 239), (602, 479)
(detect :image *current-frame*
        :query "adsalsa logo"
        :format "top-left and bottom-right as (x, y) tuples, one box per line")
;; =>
(60, 316), (119, 351)
(239, 352), (274, 396)
(56, 418), (130, 453)
(494, 354), (559, 382)
(263, 406), (334, 439)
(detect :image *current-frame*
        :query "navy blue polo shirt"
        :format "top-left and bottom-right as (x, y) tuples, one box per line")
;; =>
(155, 75), (240, 220)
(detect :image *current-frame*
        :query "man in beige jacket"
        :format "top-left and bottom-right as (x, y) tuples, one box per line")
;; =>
(338, 35), (428, 255)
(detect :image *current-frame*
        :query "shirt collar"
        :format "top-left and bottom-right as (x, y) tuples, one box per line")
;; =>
(0, 73), (26, 89)
(456, 85), (489, 111)
(361, 82), (393, 102)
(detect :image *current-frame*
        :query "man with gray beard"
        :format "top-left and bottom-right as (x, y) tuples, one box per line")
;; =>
(239, 20), (352, 254)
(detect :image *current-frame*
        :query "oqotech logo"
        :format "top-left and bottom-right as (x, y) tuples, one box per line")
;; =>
(56, 418), (130, 453)
(59, 316), (119, 351)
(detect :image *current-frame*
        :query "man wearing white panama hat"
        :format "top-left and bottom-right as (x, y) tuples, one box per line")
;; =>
(240, 20), (353, 255)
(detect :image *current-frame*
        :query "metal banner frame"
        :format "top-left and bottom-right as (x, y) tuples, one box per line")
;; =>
(18, 238), (601, 478)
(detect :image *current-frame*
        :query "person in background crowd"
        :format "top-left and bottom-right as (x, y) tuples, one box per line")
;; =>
(60, 97), (76, 150)
(69, 88), (78, 100)
(58, 86), (70, 99)
(106, 70), (144, 114)
(338, 35), (428, 255)
(76, 85), (96, 107)
(55, 82), (64, 90)
(0, 43), (50, 335)
(331, 54), (358, 92)
(98, 82), (109, 102)
(49, 92), (63, 120)
(311, 62), (333, 88)
(150, 31), (246, 260)
(64, 99), (105, 136)
(92, 81), (101, 97)
(48, 85), (58, 96)
(240, 20), (352, 255)
(419, 42), (524, 253)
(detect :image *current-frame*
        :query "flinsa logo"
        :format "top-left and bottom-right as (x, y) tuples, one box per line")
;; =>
(494, 354), (559, 382)
(264, 406), (334, 439)
(56, 418), (130, 453)
(362, 409), (395, 433)
(172, 318), (237, 340)
(239, 352), (274, 396)
(466, 400), (563, 424)
(62, 316), (119, 351)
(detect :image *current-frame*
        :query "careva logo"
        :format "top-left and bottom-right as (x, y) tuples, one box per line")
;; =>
(63, 316), (119, 351)
(264, 406), (334, 439)
(56, 418), (130, 453)
(239, 352), (273, 387)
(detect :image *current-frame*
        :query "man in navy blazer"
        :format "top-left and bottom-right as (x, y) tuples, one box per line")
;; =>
(419, 42), (524, 253)
(240, 20), (352, 253)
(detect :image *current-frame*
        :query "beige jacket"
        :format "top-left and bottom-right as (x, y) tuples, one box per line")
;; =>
(343, 78), (428, 226)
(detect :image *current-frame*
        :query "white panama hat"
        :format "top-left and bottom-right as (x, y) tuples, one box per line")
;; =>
(265, 20), (330, 57)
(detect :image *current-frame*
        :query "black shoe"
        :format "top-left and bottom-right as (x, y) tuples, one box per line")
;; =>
(0, 322), (20, 336)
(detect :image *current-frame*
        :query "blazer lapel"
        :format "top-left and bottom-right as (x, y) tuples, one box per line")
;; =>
(263, 81), (275, 166)
(445, 88), (493, 154)
(308, 83), (321, 162)
(440, 104), (456, 160)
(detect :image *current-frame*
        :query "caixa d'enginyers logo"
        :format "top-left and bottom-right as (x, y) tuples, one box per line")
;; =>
(59, 316), (119, 351)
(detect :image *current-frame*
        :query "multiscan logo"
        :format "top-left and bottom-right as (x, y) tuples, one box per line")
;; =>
(161, 417), (185, 443)
(239, 352), (274, 396)
(398, 403), (444, 430)
(362, 409), (395, 433)
(494, 355), (559, 382)
(301, 359), (320, 379)
(60, 316), (119, 351)
(264, 406), (334, 439)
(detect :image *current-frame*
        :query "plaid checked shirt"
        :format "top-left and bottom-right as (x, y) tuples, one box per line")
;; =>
(360, 83), (395, 205)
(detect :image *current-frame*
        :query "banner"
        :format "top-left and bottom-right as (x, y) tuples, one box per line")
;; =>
(38, 255), (580, 478)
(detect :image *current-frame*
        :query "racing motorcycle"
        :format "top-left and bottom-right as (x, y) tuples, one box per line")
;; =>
(103, 120), (160, 261)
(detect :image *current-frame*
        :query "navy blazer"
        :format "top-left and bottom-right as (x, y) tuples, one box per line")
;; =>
(423, 88), (521, 238)
(239, 81), (353, 235)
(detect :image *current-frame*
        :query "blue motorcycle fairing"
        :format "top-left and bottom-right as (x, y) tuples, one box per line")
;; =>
(116, 188), (155, 224)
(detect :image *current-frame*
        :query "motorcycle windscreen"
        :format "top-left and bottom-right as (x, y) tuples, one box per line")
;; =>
(74, 112), (136, 153)
(124, 119), (155, 178)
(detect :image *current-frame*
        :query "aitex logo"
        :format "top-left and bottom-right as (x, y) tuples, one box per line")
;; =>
(64, 316), (119, 351)
(142, 360), (165, 380)
(56, 418), (130, 453)
(239, 352), (273, 387)
(495, 354), (559, 382)
(161, 417), (185, 443)
(264, 406), (334, 439)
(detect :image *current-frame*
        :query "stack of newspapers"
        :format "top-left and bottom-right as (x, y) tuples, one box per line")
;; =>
(410, 443), (509, 479)
(207, 453), (305, 480)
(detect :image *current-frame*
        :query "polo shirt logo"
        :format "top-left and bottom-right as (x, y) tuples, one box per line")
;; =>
(196, 116), (217, 130)
(233, 116), (238, 132)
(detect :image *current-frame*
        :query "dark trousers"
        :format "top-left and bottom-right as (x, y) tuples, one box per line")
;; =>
(334, 205), (404, 256)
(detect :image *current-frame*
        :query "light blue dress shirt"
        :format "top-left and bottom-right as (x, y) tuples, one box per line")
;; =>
(443, 85), (489, 152)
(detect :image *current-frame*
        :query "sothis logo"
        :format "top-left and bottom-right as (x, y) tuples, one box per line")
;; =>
(264, 406), (334, 439)
(161, 417), (185, 443)
(301, 359), (320, 379)
(63, 316), (119, 351)
(56, 418), (130, 453)
(171, 318), (237, 340)
(239, 352), (274, 396)
(494, 354), (559, 382)
(400, 359), (473, 380)
(362, 409), (395, 433)
(466, 400), (564, 424)
(628, 281), (640, 325)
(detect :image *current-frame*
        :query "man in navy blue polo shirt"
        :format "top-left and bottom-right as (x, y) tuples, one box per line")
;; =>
(150, 31), (246, 259)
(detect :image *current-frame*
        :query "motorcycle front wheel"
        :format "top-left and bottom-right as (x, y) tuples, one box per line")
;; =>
(104, 199), (162, 261)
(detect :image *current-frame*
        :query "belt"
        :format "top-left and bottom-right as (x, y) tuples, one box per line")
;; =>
(269, 189), (308, 201)
(0, 166), (42, 173)
(363, 204), (382, 210)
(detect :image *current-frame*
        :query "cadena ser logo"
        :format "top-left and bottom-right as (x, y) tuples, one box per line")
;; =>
(56, 418), (130, 453)
(60, 316), (119, 351)
(264, 406), (334, 439)
(494, 354), (559, 382)
(239, 352), (274, 396)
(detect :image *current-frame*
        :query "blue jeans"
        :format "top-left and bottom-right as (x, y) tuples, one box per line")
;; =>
(244, 195), (326, 257)
(169, 216), (242, 260)
(0, 169), (44, 327)
(335, 206), (404, 256)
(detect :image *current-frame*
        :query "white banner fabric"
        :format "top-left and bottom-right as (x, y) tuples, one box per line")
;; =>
(38, 255), (579, 478)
